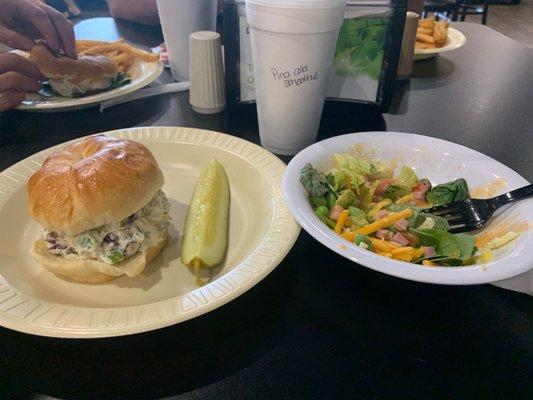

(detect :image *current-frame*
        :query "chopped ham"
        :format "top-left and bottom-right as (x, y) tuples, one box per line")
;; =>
(412, 179), (431, 194)
(375, 210), (388, 219)
(329, 204), (344, 221)
(375, 179), (393, 196)
(412, 179), (431, 202)
(403, 232), (420, 246)
(376, 229), (391, 239)
(392, 232), (410, 247)
(412, 190), (426, 201)
(424, 246), (437, 258)
(394, 218), (409, 231)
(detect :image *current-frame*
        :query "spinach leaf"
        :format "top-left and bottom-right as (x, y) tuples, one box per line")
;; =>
(300, 163), (329, 196)
(382, 185), (410, 201)
(410, 212), (450, 230)
(454, 233), (477, 261)
(412, 228), (476, 266)
(110, 72), (132, 89)
(426, 178), (470, 205)
(411, 228), (461, 258)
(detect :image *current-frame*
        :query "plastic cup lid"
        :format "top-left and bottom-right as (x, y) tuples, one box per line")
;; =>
(245, 0), (347, 9)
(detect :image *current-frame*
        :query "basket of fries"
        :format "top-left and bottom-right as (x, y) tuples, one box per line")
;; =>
(414, 18), (466, 60)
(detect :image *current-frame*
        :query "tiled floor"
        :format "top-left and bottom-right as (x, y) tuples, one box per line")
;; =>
(464, 0), (533, 49)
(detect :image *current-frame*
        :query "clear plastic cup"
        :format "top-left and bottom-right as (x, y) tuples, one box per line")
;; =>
(246, 0), (347, 155)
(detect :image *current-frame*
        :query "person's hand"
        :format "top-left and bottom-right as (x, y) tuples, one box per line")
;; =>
(0, 52), (44, 111)
(0, 0), (76, 58)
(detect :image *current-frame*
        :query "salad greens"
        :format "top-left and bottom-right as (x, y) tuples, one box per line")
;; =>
(300, 152), (519, 267)
(382, 185), (411, 201)
(411, 228), (476, 266)
(299, 163), (330, 197)
(110, 72), (132, 89)
(426, 178), (470, 205)
(336, 190), (356, 208)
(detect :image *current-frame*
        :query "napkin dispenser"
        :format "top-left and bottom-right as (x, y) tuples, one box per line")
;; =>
(223, 0), (407, 113)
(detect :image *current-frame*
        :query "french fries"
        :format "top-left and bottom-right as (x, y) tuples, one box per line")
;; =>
(74, 39), (158, 74)
(417, 27), (432, 35)
(75, 39), (124, 52)
(433, 21), (448, 45)
(416, 18), (449, 50)
(417, 33), (435, 44)
(418, 18), (435, 29)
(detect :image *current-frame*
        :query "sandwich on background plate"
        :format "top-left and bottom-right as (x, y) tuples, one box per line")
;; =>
(29, 41), (119, 97)
(27, 134), (171, 283)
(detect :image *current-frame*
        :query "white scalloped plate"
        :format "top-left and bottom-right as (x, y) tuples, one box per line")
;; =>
(0, 127), (300, 338)
(15, 59), (163, 113)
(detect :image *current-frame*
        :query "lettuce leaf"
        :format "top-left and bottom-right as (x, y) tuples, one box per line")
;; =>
(397, 165), (418, 187)
(331, 153), (375, 193)
(336, 189), (356, 208)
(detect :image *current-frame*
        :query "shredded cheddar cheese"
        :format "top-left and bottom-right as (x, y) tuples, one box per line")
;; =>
(341, 230), (355, 242)
(395, 194), (412, 204)
(356, 209), (413, 236)
(368, 199), (392, 218)
(335, 209), (349, 235)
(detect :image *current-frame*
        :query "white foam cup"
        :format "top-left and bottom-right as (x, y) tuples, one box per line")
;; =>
(246, 0), (347, 155)
(156, 0), (218, 81)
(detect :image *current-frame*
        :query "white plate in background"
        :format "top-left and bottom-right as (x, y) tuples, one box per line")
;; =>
(414, 27), (466, 60)
(16, 59), (164, 113)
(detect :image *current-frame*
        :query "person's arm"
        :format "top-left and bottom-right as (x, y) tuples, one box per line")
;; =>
(107, 0), (160, 26)
(0, 52), (43, 111)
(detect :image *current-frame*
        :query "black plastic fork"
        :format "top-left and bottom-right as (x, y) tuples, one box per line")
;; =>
(425, 184), (533, 233)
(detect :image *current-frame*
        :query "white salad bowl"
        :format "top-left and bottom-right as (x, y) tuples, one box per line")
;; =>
(283, 132), (533, 285)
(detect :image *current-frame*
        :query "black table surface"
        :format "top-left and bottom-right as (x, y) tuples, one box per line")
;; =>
(0, 19), (532, 400)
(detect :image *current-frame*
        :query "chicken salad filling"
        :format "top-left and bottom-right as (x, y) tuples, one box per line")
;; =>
(41, 190), (171, 265)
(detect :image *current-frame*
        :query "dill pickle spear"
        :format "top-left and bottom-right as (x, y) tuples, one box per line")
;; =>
(181, 159), (230, 286)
